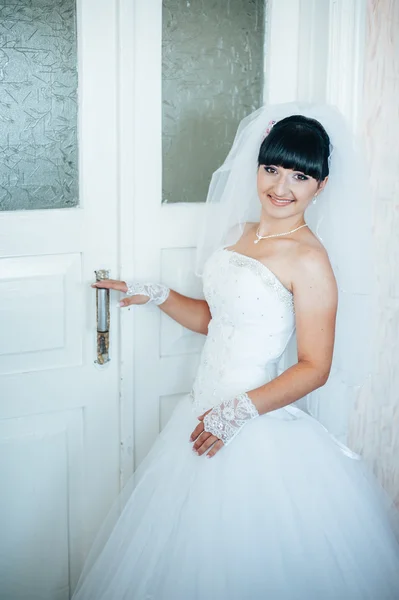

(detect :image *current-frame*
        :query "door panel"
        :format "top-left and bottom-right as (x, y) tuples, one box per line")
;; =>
(0, 409), (84, 600)
(0, 253), (82, 372)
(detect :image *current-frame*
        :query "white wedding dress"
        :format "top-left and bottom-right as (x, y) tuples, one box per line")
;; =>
(73, 248), (399, 600)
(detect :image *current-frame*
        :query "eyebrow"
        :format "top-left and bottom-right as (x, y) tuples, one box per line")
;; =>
(266, 165), (309, 175)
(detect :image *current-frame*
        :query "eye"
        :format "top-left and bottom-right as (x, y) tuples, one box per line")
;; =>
(295, 173), (309, 181)
(263, 166), (277, 174)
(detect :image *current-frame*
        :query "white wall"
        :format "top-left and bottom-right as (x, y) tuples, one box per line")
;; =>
(348, 0), (399, 507)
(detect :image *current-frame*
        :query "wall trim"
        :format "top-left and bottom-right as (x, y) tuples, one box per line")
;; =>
(326, 0), (367, 128)
(264, 0), (301, 103)
(267, 0), (366, 127)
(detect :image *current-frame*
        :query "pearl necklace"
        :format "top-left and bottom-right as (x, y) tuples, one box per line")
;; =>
(254, 223), (308, 244)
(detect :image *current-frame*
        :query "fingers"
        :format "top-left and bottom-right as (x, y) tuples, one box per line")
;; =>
(190, 411), (223, 457)
(206, 439), (224, 458)
(91, 280), (150, 307)
(190, 421), (204, 442)
(118, 294), (150, 308)
(193, 432), (219, 456)
(192, 430), (212, 452)
(190, 418), (223, 458)
(91, 279), (127, 292)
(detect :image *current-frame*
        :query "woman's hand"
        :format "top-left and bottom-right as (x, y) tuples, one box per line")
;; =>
(190, 410), (224, 458)
(191, 392), (259, 457)
(91, 280), (149, 307)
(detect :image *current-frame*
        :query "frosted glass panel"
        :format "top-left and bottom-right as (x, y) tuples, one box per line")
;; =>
(162, 0), (265, 204)
(0, 0), (78, 211)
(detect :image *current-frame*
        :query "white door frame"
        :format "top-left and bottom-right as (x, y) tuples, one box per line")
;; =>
(117, 0), (366, 481)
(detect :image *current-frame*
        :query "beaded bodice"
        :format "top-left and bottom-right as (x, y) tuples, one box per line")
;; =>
(191, 248), (296, 413)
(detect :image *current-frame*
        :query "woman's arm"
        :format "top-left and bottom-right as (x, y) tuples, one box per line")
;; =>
(249, 246), (338, 414)
(92, 279), (211, 335)
(159, 290), (211, 335)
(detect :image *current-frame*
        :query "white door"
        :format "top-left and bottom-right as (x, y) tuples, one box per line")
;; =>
(0, 1), (121, 598)
(121, 0), (308, 470)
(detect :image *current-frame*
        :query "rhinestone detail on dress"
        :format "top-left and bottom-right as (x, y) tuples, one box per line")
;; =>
(224, 250), (294, 311)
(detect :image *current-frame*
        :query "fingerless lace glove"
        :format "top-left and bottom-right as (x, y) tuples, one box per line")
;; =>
(203, 392), (259, 446)
(125, 282), (170, 306)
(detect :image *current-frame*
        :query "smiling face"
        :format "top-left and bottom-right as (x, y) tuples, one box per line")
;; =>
(257, 164), (327, 218)
(256, 115), (331, 220)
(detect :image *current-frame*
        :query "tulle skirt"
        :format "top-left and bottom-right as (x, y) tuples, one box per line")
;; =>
(73, 396), (399, 600)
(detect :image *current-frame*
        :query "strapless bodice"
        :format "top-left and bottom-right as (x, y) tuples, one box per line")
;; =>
(191, 248), (296, 412)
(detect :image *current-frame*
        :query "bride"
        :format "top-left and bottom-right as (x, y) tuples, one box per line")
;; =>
(74, 103), (399, 599)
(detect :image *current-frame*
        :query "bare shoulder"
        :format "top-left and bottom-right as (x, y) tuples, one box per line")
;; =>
(292, 235), (338, 303)
(297, 238), (333, 274)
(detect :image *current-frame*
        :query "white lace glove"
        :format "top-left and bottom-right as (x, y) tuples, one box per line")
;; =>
(125, 282), (170, 306)
(203, 392), (259, 446)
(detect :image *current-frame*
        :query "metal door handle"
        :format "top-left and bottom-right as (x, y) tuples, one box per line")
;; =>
(95, 269), (110, 364)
